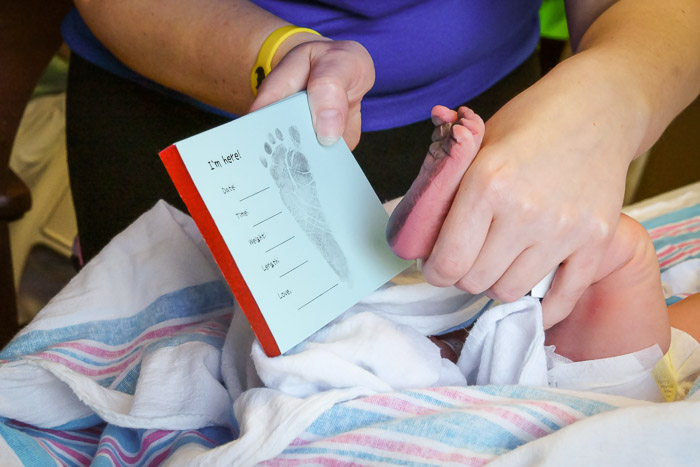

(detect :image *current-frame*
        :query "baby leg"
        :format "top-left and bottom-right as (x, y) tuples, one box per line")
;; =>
(386, 106), (485, 260)
(545, 214), (671, 361)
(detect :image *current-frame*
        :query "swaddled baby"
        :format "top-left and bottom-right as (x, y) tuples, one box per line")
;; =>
(388, 105), (700, 401)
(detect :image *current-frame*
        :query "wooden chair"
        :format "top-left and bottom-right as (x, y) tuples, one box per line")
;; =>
(0, 1), (73, 347)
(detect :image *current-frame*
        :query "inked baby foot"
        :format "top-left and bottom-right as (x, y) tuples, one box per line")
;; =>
(262, 126), (350, 281)
(386, 106), (484, 260)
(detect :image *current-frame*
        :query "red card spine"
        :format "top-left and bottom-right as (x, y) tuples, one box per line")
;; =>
(159, 144), (281, 357)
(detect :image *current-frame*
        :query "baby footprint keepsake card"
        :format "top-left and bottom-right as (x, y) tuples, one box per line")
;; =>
(160, 92), (411, 356)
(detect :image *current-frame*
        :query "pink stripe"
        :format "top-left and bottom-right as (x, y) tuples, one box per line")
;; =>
(422, 388), (552, 438)
(34, 323), (226, 374)
(363, 390), (548, 438)
(659, 244), (700, 268)
(8, 420), (99, 444)
(147, 446), (173, 466)
(178, 429), (218, 446)
(480, 406), (550, 438)
(427, 386), (489, 404)
(51, 315), (227, 359)
(361, 395), (438, 416)
(654, 226), (700, 246)
(649, 218), (700, 238)
(43, 430), (98, 445)
(263, 456), (370, 466)
(430, 387), (579, 425)
(83, 425), (106, 435)
(656, 237), (700, 256)
(327, 432), (487, 466)
(36, 439), (67, 465)
(95, 446), (123, 465)
(47, 439), (92, 465)
(288, 436), (313, 447)
(33, 350), (140, 377)
(100, 431), (173, 463)
(526, 401), (579, 425)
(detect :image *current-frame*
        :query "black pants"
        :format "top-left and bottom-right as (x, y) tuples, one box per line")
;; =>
(66, 53), (540, 262)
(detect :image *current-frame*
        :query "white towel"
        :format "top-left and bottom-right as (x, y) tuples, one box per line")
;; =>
(457, 296), (549, 387)
(0, 201), (234, 430)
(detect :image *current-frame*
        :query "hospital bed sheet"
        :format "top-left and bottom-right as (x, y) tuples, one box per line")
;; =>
(0, 181), (699, 466)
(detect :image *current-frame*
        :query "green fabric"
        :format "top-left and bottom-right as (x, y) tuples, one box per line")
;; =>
(539, 0), (569, 40)
(32, 55), (69, 98)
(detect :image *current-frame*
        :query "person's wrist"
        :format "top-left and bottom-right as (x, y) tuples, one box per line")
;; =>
(250, 25), (332, 96)
(271, 32), (331, 69)
(553, 52), (651, 163)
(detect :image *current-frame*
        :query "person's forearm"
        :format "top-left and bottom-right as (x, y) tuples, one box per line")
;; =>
(565, 0), (700, 157)
(74, 0), (323, 115)
(668, 293), (700, 343)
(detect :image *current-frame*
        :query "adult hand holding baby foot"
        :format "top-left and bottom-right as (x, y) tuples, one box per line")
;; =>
(415, 58), (643, 330)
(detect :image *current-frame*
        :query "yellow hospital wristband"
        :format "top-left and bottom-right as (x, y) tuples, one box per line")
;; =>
(250, 25), (321, 96)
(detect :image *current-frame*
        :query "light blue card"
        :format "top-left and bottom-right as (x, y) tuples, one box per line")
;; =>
(175, 92), (412, 354)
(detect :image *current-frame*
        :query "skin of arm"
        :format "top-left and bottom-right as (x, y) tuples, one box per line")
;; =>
(419, 0), (700, 329)
(73, 0), (375, 148)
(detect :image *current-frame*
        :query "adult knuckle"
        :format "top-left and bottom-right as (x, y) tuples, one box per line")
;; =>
(553, 210), (577, 233)
(584, 215), (612, 243)
(424, 256), (464, 286)
(308, 74), (345, 94)
(489, 284), (520, 303)
(456, 275), (488, 295)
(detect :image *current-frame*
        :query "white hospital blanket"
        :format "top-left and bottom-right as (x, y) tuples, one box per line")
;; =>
(1, 200), (700, 466)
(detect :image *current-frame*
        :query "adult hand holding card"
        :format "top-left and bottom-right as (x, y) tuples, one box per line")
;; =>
(160, 92), (411, 356)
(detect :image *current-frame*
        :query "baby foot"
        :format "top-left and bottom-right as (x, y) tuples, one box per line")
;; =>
(386, 106), (485, 260)
(262, 126), (350, 281)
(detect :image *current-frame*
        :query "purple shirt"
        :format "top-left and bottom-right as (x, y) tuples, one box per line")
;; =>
(62, 1), (541, 131)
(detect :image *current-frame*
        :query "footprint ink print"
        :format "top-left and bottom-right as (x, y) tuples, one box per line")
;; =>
(262, 126), (350, 282)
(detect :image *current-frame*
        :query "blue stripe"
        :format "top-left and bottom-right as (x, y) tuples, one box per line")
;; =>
(689, 379), (700, 398)
(35, 321), (228, 371)
(41, 443), (82, 467)
(111, 362), (142, 394)
(280, 445), (440, 466)
(514, 405), (561, 431)
(0, 281), (233, 360)
(94, 431), (177, 466)
(305, 405), (394, 437)
(652, 230), (700, 254)
(306, 402), (525, 455)
(0, 418), (74, 466)
(384, 412), (523, 452)
(666, 296), (684, 306)
(404, 390), (459, 409)
(90, 425), (235, 466)
(5, 420), (101, 462)
(475, 385), (617, 416)
(407, 389), (562, 432)
(307, 387), (610, 456)
(641, 204), (700, 231)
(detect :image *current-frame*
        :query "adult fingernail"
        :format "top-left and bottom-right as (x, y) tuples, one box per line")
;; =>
(316, 109), (342, 146)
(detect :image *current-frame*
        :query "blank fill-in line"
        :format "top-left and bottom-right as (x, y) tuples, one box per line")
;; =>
(253, 211), (282, 227)
(240, 186), (270, 202)
(266, 236), (295, 253)
(298, 283), (339, 310)
(280, 260), (308, 278)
